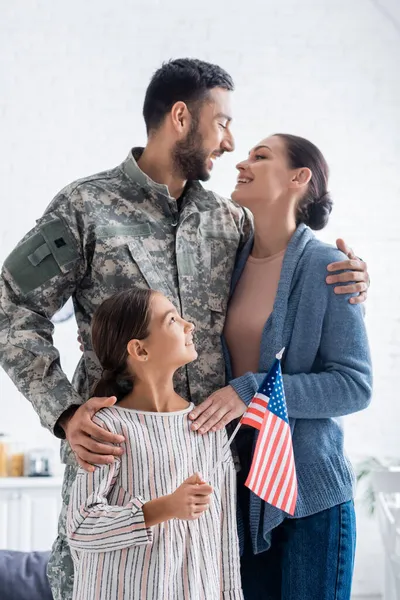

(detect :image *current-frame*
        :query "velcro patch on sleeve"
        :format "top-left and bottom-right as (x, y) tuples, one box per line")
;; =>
(4, 216), (80, 295)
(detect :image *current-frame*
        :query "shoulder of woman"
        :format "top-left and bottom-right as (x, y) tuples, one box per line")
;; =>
(304, 239), (346, 277)
(301, 240), (362, 311)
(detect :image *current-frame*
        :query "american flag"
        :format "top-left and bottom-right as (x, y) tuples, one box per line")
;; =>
(244, 352), (298, 516)
(241, 390), (268, 430)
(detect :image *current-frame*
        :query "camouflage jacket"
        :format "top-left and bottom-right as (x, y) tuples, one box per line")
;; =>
(0, 148), (253, 464)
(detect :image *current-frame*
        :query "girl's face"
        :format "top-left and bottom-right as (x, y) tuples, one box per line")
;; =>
(140, 292), (197, 369)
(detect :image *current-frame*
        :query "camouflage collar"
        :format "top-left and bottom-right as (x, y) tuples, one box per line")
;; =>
(181, 180), (221, 213)
(122, 147), (221, 213)
(122, 148), (171, 196)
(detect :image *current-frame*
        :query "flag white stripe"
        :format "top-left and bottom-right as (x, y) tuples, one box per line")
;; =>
(252, 454), (269, 498)
(282, 458), (297, 514)
(254, 413), (279, 494)
(268, 453), (292, 508)
(259, 424), (289, 499)
(252, 415), (282, 492)
(276, 449), (295, 509)
(246, 399), (268, 415)
(248, 412), (274, 490)
(263, 425), (291, 501)
(243, 413), (264, 426)
(284, 466), (297, 514)
(247, 412), (272, 489)
(258, 419), (286, 498)
(254, 393), (269, 403)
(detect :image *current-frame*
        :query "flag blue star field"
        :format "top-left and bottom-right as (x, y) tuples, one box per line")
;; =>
(244, 351), (298, 515)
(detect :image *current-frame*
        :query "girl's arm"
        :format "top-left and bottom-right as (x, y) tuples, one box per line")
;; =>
(220, 436), (244, 599)
(67, 459), (155, 553)
(66, 411), (176, 552)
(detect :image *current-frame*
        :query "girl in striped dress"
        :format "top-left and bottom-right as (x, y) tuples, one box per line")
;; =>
(67, 288), (243, 600)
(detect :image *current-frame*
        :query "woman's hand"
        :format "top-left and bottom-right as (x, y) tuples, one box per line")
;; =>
(189, 386), (246, 434)
(327, 239), (370, 304)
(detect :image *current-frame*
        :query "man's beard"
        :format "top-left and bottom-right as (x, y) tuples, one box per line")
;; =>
(172, 117), (210, 182)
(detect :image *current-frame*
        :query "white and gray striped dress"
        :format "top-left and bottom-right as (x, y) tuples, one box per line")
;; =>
(67, 403), (243, 600)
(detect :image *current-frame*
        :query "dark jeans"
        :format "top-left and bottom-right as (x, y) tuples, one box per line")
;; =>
(237, 429), (357, 600)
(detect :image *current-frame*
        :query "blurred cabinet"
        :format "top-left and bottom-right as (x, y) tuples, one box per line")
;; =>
(373, 469), (400, 600)
(0, 477), (62, 551)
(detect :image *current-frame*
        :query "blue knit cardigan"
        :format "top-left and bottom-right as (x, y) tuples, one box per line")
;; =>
(224, 224), (373, 554)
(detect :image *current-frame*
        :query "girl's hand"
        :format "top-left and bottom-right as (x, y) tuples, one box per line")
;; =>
(169, 473), (213, 520)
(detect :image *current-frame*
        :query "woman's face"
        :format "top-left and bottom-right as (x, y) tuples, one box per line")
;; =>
(140, 292), (197, 370)
(231, 135), (297, 213)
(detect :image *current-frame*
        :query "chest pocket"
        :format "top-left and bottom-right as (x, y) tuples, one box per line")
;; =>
(95, 223), (175, 299)
(127, 239), (174, 298)
(201, 228), (240, 314)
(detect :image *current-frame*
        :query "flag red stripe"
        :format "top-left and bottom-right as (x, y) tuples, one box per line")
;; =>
(284, 459), (297, 515)
(283, 472), (296, 515)
(283, 459), (298, 515)
(240, 397), (268, 430)
(270, 442), (293, 507)
(255, 417), (286, 497)
(241, 415), (262, 430)
(288, 479), (298, 516)
(272, 445), (295, 511)
(253, 414), (282, 492)
(262, 424), (290, 500)
(266, 429), (292, 505)
(251, 397), (268, 409)
(245, 412), (274, 488)
(248, 407), (266, 420)
(280, 454), (295, 512)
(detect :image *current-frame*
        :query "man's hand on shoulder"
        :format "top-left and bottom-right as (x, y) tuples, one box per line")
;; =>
(326, 238), (370, 304)
(59, 396), (125, 471)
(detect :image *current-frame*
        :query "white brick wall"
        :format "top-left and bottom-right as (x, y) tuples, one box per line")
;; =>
(1, 0), (399, 595)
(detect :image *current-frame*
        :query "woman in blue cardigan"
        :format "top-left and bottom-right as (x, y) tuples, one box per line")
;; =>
(189, 133), (373, 599)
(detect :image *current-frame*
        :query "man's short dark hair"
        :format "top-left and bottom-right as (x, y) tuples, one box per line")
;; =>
(143, 58), (234, 134)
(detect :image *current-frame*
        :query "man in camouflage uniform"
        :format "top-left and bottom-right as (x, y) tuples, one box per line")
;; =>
(0, 59), (369, 600)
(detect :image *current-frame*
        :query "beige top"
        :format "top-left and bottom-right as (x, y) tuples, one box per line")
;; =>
(224, 250), (285, 378)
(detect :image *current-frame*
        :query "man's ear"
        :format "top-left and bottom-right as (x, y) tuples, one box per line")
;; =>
(170, 101), (191, 136)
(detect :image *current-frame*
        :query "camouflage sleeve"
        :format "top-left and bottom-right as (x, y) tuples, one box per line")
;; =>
(235, 205), (253, 252)
(0, 187), (88, 435)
